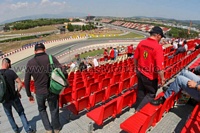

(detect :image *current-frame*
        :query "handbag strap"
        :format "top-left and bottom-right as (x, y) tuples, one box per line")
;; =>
(48, 55), (55, 70)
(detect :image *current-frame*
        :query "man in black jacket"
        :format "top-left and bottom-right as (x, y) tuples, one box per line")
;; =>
(1, 58), (34, 133)
(24, 43), (68, 133)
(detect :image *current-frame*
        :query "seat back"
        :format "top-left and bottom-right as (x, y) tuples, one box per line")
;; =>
(113, 73), (121, 83)
(74, 87), (87, 100)
(77, 96), (90, 112)
(103, 100), (117, 120)
(89, 82), (99, 94)
(74, 81), (84, 89)
(59, 91), (72, 108)
(86, 78), (95, 87)
(101, 78), (110, 89)
(108, 83), (119, 98)
(90, 89), (106, 107)
(120, 78), (130, 92)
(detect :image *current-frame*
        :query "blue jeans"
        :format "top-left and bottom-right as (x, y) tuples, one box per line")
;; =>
(36, 92), (60, 131)
(2, 96), (31, 132)
(164, 70), (200, 101)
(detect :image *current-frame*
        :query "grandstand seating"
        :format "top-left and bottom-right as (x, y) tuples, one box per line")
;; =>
(181, 103), (200, 133)
(120, 46), (200, 132)
(23, 40), (200, 132)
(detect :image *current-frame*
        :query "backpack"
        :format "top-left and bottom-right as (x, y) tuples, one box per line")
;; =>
(49, 55), (68, 94)
(0, 70), (15, 103)
(0, 71), (7, 103)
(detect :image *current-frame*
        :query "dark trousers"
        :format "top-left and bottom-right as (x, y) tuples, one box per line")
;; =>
(135, 71), (158, 111)
(36, 92), (60, 131)
(174, 47), (186, 56)
(3, 96), (30, 132)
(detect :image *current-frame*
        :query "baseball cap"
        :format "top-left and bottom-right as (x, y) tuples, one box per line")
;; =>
(4, 58), (11, 68)
(35, 43), (45, 51)
(149, 26), (166, 38)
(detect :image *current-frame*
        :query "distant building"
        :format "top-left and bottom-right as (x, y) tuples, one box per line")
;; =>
(86, 16), (95, 21)
(64, 22), (87, 27)
(0, 25), (4, 31)
(69, 18), (74, 22)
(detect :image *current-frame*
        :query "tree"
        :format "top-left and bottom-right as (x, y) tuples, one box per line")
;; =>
(82, 25), (86, 31)
(67, 23), (74, 32)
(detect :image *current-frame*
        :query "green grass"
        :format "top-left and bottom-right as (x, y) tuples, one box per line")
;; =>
(80, 49), (104, 58)
(89, 32), (143, 39)
(3, 26), (57, 35)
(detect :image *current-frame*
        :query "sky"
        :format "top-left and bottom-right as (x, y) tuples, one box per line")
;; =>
(1, 0), (200, 23)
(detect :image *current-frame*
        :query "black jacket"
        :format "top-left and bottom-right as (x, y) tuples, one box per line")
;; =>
(24, 52), (67, 96)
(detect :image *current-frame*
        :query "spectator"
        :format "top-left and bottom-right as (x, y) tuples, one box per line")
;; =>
(24, 43), (68, 133)
(189, 65), (200, 75)
(103, 49), (108, 61)
(92, 56), (99, 67)
(76, 54), (81, 66)
(70, 61), (76, 70)
(169, 40), (188, 58)
(1, 58), (35, 133)
(79, 61), (87, 72)
(134, 26), (165, 112)
(151, 70), (200, 105)
(195, 42), (200, 50)
(109, 47), (115, 60)
(114, 48), (118, 60)
(127, 44), (133, 57)
(171, 40), (178, 51)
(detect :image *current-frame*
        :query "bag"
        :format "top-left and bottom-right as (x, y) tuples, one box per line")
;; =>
(0, 71), (7, 103)
(49, 55), (68, 94)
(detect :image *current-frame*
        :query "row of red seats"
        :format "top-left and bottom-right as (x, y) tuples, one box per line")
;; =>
(120, 91), (181, 133)
(87, 89), (137, 126)
(181, 56), (200, 133)
(164, 52), (187, 68)
(120, 49), (199, 133)
(189, 58), (200, 70)
(181, 103), (200, 133)
(163, 46), (173, 54)
(59, 58), (136, 108)
(61, 75), (137, 114)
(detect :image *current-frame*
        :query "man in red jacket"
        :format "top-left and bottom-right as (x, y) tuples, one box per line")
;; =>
(109, 47), (115, 60)
(134, 26), (166, 112)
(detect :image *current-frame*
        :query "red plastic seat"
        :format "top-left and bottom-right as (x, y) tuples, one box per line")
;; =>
(106, 72), (113, 78)
(75, 77), (83, 83)
(181, 118), (200, 133)
(119, 78), (130, 92)
(87, 99), (118, 125)
(106, 83), (120, 99)
(59, 91), (72, 108)
(130, 74), (137, 86)
(117, 89), (136, 114)
(86, 78), (95, 88)
(139, 103), (162, 127)
(67, 96), (90, 115)
(121, 72), (130, 80)
(111, 73), (121, 84)
(97, 73), (106, 82)
(73, 81), (85, 90)
(155, 92), (175, 122)
(99, 78), (110, 89)
(89, 89), (106, 107)
(87, 82), (99, 95)
(190, 103), (200, 121)
(120, 112), (149, 133)
(72, 87), (87, 100)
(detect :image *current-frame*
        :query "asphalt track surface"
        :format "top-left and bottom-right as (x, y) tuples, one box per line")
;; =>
(13, 24), (149, 79)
